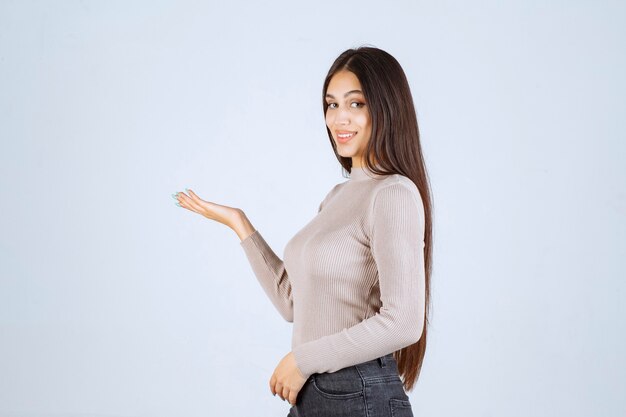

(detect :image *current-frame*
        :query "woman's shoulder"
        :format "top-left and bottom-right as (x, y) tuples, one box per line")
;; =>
(327, 179), (350, 196)
(373, 173), (420, 197)
(369, 174), (424, 215)
(317, 180), (349, 212)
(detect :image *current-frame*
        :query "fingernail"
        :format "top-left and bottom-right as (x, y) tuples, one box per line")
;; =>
(176, 203), (181, 207)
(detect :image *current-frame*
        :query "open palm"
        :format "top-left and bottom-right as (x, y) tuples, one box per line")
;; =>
(172, 188), (241, 228)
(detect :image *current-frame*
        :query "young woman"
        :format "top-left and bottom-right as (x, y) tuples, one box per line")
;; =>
(173, 46), (433, 417)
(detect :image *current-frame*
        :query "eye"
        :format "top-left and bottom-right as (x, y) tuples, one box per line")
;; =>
(326, 101), (365, 109)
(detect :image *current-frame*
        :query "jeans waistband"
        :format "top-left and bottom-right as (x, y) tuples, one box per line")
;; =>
(354, 352), (395, 370)
(352, 352), (399, 381)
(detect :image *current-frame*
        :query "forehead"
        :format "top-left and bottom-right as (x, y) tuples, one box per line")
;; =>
(327, 70), (363, 94)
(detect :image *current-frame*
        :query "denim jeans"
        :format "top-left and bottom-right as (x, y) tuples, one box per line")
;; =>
(287, 353), (414, 417)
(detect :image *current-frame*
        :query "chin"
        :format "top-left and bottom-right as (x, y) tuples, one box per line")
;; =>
(336, 150), (356, 158)
(335, 144), (357, 156)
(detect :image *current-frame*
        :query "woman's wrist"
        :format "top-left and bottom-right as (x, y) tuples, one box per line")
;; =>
(231, 210), (256, 242)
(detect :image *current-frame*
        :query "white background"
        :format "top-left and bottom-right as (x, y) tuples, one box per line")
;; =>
(1, 1), (624, 416)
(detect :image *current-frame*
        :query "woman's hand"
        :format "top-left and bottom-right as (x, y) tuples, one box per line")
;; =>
(173, 188), (242, 228)
(270, 351), (307, 406)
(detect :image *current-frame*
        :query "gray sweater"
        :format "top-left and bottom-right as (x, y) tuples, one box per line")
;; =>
(240, 164), (426, 379)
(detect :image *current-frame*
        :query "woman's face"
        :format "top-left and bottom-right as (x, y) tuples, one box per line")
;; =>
(325, 70), (372, 167)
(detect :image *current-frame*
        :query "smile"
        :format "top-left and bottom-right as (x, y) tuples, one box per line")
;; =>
(336, 131), (356, 143)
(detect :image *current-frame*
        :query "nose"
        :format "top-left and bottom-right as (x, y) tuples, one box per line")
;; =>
(333, 107), (351, 126)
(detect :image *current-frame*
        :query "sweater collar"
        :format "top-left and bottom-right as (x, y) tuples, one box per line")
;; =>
(348, 164), (386, 181)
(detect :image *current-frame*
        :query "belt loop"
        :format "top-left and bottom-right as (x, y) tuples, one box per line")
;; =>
(378, 355), (387, 368)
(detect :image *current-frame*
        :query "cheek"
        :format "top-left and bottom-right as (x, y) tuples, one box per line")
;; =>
(356, 113), (370, 130)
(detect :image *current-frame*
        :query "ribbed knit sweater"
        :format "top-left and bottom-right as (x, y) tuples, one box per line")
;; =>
(239, 164), (426, 380)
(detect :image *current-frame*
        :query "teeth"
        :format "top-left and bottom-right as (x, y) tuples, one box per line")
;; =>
(338, 132), (355, 138)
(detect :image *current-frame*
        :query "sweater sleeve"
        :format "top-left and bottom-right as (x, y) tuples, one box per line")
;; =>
(240, 230), (294, 322)
(239, 188), (335, 323)
(291, 181), (426, 379)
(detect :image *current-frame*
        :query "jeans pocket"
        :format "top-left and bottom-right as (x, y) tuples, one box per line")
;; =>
(389, 398), (414, 417)
(311, 370), (364, 399)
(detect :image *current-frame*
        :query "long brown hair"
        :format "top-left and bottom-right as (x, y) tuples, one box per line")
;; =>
(322, 46), (434, 392)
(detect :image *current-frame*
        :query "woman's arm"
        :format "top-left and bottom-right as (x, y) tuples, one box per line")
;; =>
(234, 184), (341, 322)
(234, 211), (294, 322)
(173, 189), (295, 321)
(232, 209), (257, 242)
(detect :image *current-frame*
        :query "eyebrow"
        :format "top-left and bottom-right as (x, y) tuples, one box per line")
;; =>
(325, 90), (363, 99)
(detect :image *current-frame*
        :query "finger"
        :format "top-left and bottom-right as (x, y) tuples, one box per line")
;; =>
(186, 189), (203, 202)
(177, 192), (205, 213)
(186, 190), (221, 215)
(269, 375), (277, 396)
(289, 390), (298, 406)
(174, 193), (196, 213)
(274, 382), (284, 400)
(282, 386), (289, 402)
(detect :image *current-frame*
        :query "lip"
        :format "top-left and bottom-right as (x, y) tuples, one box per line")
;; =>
(336, 130), (357, 144)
